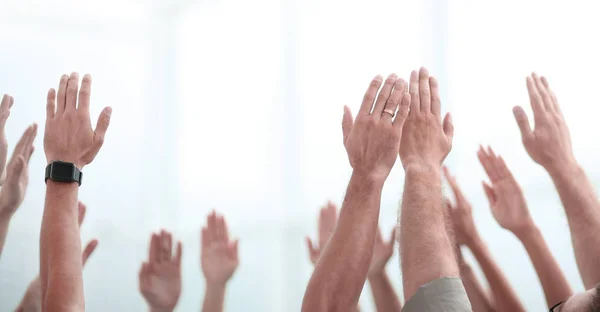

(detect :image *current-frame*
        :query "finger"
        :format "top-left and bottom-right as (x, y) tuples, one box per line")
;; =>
(341, 106), (354, 145)
(167, 232), (173, 261)
(46, 89), (56, 119)
(526, 76), (546, 120)
(56, 74), (69, 116)
(221, 216), (230, 242)
(477, 146), (499, 182)
(495, 156), (513, 180)
(216, 216), (226, 241)
(442, 112), (454, 144)
(78, 74), (92, 113)
(82, 239), (99, 266)
(541, 76), (561, 112)
(512, 106), (534, 143)
(175, 241), (183, 266)
(160, 230), (170, 261)
(65, 72), (79, 112)
(306, 237), (317, 254)
(12, 126), (32, 161)
(533, 73), (553, 111)
(482, 181), (496, 206)
(375, 227), (383, 243)
(409, 70), (420, 112)
(85, 107), (112, 163)
(442, 166), (463, 201)
(208, 211), (218, 241)
(201, 227), (209, 249)
(150, 233), (160, 263)
(393, 92), (411, 130)
(24, 124), (37, 162)
(429, 76), (441, 119)
(358, 75), (383, 117)
(418, 67), (431, 112)
(381, 79), (405, 122)
(77, 201), (87, 227)
(318, 208), (327, 248)
(0, 94), (11, 129)
(9, 156), (25, 183)
(371, 73), (398, 118)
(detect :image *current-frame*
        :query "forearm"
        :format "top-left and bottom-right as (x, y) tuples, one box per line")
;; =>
(201, 282), (225, 312)
(400, 165), (458, 301)
(40, 181), (83, 311)
(0, 212), (10, 258)
(516, 225), (572, 308)
(548, 163), (600, 288)
(368, 272), (402, 312)
(468, 237), (525, 312)
(302, 172), (383, 312)
(459, 262), (495, 312)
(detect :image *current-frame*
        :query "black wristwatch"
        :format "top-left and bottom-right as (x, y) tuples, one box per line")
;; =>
(45, 161), (83, 186)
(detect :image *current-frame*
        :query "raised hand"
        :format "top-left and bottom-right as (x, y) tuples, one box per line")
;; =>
(201, 211), (239, 286)
(44, 73), (112, 170)
(139, 230), (183, 312)
(342, 74), (411, 182)
(306, 201), (338, 265)
(513, 73), (575, 172)
(16, 201), (98, 312)
(478, 146), (534, 235)
(0, 124), (36, 217)
(399, 68), (453, 170)
(443, 167), (478, 246)
(0, 94), (14, 185)
(368, 227), (396, 276)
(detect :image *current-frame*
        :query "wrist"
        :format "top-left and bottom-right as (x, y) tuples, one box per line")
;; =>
(205, 280), (227, 291)
(150, 308), (173, 312)
(510, 219), (537, 239)
(405, 163), (441, 183)
(368, 270), (387, 281)
(547, 159), (581, 181)
(514, 224), (541, 244)
(350, 169), (387, 188)
(464, 234), (484, 251)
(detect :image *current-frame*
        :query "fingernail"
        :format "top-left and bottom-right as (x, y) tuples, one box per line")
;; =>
(105, 107), (112, 116)
(374, 75), (383, 81)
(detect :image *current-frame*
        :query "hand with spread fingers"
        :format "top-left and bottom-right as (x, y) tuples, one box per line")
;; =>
(341, 73), (411, 182)
(139, 230), (183, 312)
(201, 211), (239, 286)
(368, 227), (396, 276)
(0, 124), (37, 217)
(477, 146), (534, 235)
(0, 94), (14, 185)
(399, 68), (454, 171)
(16, 201), (98, 312)
(443, 166), (478, 246)
(44, 72), (112, 170)
(306, 201), (338, 265)
(513, 73), (575, 173)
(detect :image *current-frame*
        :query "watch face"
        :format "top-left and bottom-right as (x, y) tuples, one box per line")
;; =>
(51, 162), (75, 179)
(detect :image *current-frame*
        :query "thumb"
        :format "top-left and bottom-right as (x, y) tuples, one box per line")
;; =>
(443, 112), (454, 144)
(389, 227), (397, 245)
(341, 106), (354, 144)
(512, 106), (533, 142)
(482, 181), (496, 206)
(82, 239), (99, 266)
(85, 107), (112, 163)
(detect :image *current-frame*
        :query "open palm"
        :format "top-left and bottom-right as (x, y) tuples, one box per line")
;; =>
(139, 230), (182, 311)
(201, 211), (239, 286)
(478, 146), (533, 233)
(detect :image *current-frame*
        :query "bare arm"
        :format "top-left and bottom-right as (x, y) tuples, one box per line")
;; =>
(40, 73), (112, 311)
(444, 167), (525, 312)
(459, 257), (495, 312)
(368, 272), (402, 312)
(41, 182), (82, 311)
(302, 73), (410, 311)
(202, 284), (226, 312)
(399, 68), (458, 300)
(513, 73), (600, 288)
(478, 146), (572, 308)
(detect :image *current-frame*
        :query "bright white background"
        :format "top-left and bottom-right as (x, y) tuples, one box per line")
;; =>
(0, 0), (599, 311)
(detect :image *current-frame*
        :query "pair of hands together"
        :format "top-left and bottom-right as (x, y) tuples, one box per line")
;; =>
(138, 211), (239, 311)
(306, 202), (396, 276)
(446, 73), (575, 243)
(342, 67), (454, 184)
